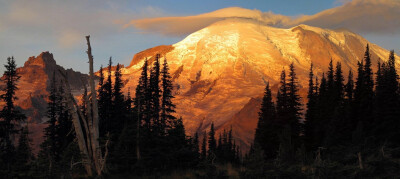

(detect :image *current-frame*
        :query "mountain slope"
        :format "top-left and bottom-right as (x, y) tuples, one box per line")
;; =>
(120, 18), (399, 149)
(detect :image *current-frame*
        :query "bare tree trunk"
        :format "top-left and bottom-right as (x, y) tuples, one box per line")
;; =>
(60, 74), (93, 176)
(82, 86), (93, 159)
(86, 35), (103, 176)
(58, 36), (105, 177)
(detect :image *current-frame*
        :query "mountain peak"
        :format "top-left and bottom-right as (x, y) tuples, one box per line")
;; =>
(121, 22), (398, 151)
(24, 51), (57, 69)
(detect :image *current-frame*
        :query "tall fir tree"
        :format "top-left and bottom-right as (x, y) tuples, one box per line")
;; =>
(112, 63), (126, 133)
(149, 54), (161, 135)
(0, 57), (26, 173)
(135, 58), (150, 130)
(287, 63), (302, 142)
(374, 50), (400, 143)
(305, 63), (317, 150)
(161, 57), (176, 133)
(208, 122), (217, 159)
(254, 82), (278, 160)
(44, 72), (58, 161)
(201, 131), (207, 161)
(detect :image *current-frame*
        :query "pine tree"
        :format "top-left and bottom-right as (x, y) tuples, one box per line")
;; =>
(254, 82), (278, 160)
(98, 65), (107, 136)
(345, 70), (354, 102)
(201, 131), (207, 161)
(276, 69), (288, 126)
(305, 63), (317, 150)
(135, 58), (149, 130)
(353, 45), (375, 140)
(287, 63), (302, 142)
(193, 132), (200, 160)
(334, 62), (345, 103)
(44, 72), (58, 161)
(374, 50), (400, 143)
(112, 63), (125, 133)
(149, 54), (161, 135)
(161, 57), (176, 133)
(208, 122), (217, 159)
(0, 57), (26, 173)
(56, 83), (73, 154)
(100, 58), (113, 136)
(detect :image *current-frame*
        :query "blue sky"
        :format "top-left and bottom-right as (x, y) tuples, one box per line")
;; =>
(0, 0), (398, 73)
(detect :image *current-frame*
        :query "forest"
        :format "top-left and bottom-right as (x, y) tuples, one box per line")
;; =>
(0, 37), (399, 178)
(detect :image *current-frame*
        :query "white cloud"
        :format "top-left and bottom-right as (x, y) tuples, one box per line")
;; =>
(126, 0), (400, 36)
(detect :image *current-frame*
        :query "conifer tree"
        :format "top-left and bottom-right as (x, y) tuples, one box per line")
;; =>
(287, 63), (302, 141)
(254, 82), (278, 159)
(374, 50), (400, 143)
(334, 62), (345, 103)
(208, 122), (217, 158)
(98, 65), (107, 134)
(112, 63), (125, 133)
(0, 57), (26, 172)
(193, 132), (200, 160)
(345, 70), (354, 102)
(201, 131), (207, 161)
(305, 64), (317, 150)
(44, 72), (58, 161)
(276, 69), (288, 125)
(161, 57), (176, 132)
(149, 54), (161, 135)
(100, 58), (113, 136)
(135, 59), (149, 130)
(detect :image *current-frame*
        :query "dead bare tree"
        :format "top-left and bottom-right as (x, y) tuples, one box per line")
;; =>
(58, 35), (108, 177)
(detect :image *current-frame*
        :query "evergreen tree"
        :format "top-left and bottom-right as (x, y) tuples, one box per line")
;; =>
(98, 65), (107, 135)
(345, 70), (354, 102)
(100, 58), (113, 137)
(134, 58), (149, 130)
(287, 63), (302, 143)
(44, 72), (58, 161)
(193, 132), (200, 161)
(112, 63), (126, 133)
(208, 122), (217, 160)
(149, 54), (161, 135)
(254, 82), (278, 160)
(161, 57), (176, 133)
(56, 83), (73, 154)
(334, 62), (345, 103)
(374, 50), (400, 143)
(353, 45), (375, 141)
(201, 131), (207, 161)
(0, 57), (26, 173)
(305, 63), (317, 150)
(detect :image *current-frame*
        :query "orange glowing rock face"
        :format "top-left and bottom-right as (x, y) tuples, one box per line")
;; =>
(3, 19), (399, 152)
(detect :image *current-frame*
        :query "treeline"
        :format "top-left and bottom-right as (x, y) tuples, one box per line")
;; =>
(0, 53), (241, 178)
(247, 45), (400, 178)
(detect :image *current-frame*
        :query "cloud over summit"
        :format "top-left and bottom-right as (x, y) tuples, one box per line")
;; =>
(127, 0), (400, 36)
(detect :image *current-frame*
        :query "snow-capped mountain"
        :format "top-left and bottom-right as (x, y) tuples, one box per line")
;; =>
(120, 18), (399, 148)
